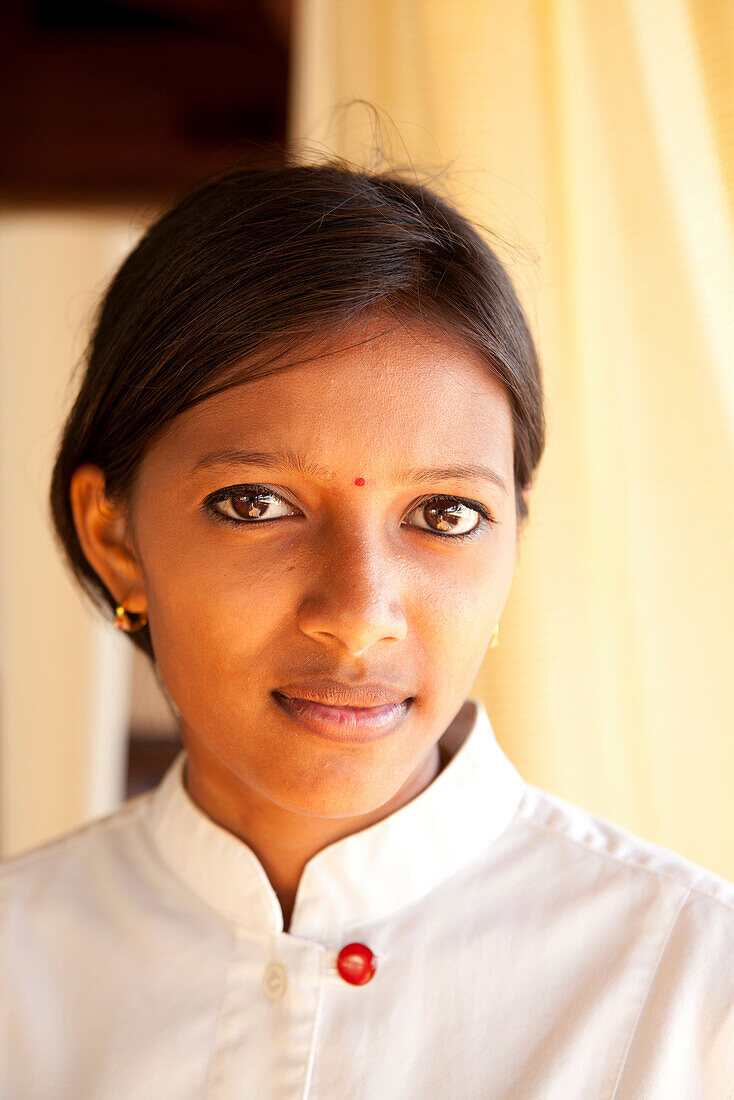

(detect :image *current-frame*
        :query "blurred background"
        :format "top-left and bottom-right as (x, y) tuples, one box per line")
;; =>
(1, 0), (733, 879)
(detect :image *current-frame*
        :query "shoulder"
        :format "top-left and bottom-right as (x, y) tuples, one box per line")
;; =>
(515, 781), (734, 914)
(0, 792), (155, 909)
(508, 784), (734, 1091)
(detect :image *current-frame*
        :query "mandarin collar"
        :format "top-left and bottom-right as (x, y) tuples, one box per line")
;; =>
(145, 697), (525, 942)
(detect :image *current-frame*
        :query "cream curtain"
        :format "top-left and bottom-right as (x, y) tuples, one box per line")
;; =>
(288, 0), (734, 879)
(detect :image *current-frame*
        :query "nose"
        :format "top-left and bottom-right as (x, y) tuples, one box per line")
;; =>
(296, 527), (408, 657)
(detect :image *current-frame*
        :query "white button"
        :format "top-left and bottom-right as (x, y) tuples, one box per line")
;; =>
(262, 963), (287, 1000)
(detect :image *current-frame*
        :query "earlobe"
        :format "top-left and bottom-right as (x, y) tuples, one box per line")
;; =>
(69, 463), (144, 608)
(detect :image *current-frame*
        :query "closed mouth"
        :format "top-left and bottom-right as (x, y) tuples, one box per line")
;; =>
(271, 691), (413, 741)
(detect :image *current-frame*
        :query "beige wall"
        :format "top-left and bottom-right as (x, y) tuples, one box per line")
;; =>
(0, 212), (142, 857)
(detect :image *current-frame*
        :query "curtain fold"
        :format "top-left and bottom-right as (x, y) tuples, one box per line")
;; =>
(288, 0), (734, 879)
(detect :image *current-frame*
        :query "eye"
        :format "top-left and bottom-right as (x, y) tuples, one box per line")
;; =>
(206, 485), (298, 525)
(406, 496), (495, 541)
(203, 485), (496, 542)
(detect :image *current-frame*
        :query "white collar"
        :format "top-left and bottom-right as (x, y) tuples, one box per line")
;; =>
(145, 697), (526, 941)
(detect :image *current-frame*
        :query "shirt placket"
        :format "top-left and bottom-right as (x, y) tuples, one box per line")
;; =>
(204, 928), (327, 1100)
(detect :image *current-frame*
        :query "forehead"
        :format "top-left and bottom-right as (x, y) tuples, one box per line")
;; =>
(146, 318), (514, 479)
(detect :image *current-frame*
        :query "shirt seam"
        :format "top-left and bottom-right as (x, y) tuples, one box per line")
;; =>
(520, 813), (734, 914)
(609, 884), (692, 1098)
(300, 949), (327, 1097)
(201, 928), (243, 1100)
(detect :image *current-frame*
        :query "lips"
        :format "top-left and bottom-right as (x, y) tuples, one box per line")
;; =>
(274, 678), (413, 709)
(271, 691), (412, 743)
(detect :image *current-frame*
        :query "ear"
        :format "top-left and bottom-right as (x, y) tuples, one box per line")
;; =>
(516, 481), (535, 547)
(68, 463), (147, 614)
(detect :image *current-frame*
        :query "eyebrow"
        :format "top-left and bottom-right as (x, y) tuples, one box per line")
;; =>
(190, 447), (509, 495)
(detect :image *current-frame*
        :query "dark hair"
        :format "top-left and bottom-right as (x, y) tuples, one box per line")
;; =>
(49, 157), (547, 664)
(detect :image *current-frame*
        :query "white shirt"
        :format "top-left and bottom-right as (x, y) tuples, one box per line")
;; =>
(1, 697), (733, 1099)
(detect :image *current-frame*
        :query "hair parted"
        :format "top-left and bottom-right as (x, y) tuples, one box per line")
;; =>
(49, 154), (547, 663)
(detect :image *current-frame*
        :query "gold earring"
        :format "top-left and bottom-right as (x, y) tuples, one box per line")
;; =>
(489, 624), (500, 648)
(114, 602), (148, 633)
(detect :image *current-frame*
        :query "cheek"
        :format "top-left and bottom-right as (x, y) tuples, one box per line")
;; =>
(433, 592), (495, 658)
(144, 544), (296, 685)
(409, 566), (495, 660)
(423, 549), (510, 656)
(425, 551), (499, 622)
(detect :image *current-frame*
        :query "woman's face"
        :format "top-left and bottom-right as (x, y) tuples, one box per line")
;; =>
(83, 316), (522, 818)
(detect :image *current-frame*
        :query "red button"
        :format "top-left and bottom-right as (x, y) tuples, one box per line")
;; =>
(336, 942), (376, 985)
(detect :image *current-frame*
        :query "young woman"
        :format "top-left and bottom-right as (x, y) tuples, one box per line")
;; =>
(2, 161), (732, 1098)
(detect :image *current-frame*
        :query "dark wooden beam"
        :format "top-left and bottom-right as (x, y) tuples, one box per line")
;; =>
(126, 734), (183, 799)
(0, 0), (290, 203)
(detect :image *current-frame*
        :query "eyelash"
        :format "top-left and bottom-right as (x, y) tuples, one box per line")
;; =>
(203, 484), (497, 542)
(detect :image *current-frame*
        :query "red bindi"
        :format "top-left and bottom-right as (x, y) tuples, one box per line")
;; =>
(354, 477), (365, 486)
